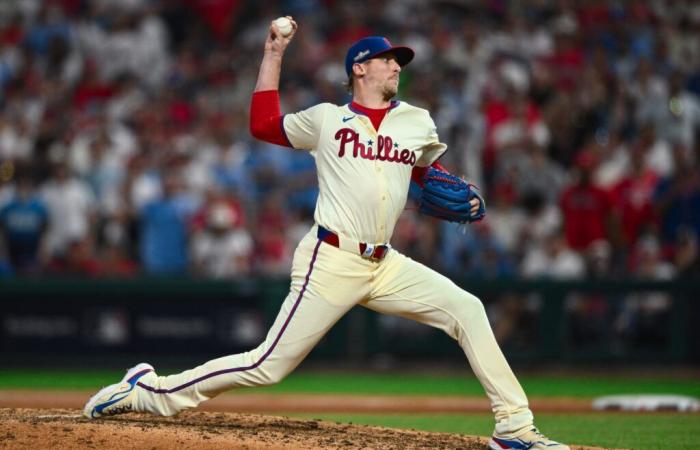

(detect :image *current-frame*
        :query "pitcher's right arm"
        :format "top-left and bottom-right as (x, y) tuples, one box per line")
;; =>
(250, 17), (297, 146)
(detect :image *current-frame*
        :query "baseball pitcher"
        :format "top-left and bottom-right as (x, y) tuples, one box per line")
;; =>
(84, 17), (569, 450)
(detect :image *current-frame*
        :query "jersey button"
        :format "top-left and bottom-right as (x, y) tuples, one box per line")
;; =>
(382, 195), (386, 200)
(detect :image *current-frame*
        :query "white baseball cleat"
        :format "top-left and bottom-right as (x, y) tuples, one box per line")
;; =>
(489, 427), (570, 450)
(83, 363), (154, 419)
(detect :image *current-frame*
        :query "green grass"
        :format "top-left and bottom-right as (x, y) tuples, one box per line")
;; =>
(1, 370), (698, 449)
(287, 412), (700, 450)
(1, 370), (699, 398)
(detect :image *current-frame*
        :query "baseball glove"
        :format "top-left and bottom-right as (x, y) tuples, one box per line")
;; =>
(418, 167), (486, 223)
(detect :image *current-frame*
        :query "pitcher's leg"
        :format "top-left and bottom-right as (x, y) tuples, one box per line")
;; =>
(366, 251), (532, 435)
(135, 240), (356, 416)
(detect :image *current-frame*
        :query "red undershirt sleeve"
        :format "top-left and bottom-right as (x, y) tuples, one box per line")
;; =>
(249, 90), (293, 147)
(411, 161), (448, 187)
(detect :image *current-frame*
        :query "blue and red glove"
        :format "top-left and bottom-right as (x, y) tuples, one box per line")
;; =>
(418, 167), (486, 223)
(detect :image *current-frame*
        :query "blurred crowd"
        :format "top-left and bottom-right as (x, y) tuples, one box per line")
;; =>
(1, 0), (699, 282)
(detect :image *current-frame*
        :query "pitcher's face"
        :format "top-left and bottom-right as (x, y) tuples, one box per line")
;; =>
(361, 53), (401, 100)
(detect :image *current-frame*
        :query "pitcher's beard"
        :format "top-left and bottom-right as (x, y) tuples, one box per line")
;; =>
(382, 84), (398, 101)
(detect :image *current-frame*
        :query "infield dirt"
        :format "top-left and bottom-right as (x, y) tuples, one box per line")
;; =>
(1, 408), (610, 450)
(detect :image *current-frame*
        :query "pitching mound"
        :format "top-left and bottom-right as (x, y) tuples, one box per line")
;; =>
(0, 408), (609, 450)
(1, 408), (611, 450)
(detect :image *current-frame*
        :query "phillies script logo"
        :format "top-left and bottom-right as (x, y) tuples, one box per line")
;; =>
(334, 128), (417, 166)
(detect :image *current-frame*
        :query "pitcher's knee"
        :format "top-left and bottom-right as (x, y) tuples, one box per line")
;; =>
(440, 292), (490, 342)
(457, 291), (487, 320)
(437, 290), (486, 320)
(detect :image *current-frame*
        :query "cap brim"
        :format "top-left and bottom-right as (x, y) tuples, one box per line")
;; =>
(374, 46), (414, 67)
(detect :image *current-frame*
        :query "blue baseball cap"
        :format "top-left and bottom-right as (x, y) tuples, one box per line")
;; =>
(345, 36), (414, 77)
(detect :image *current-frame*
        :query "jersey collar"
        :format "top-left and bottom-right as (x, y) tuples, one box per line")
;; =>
(348, 100), (400, 116)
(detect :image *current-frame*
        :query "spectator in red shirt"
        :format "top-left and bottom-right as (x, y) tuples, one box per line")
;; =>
(252, 191), (291, 276)
(560, 150), (615, 251)
(545, 16), (584, 92)
(609, 141), (659, 248)
(47, 236), (103, 277)
(73, 61), (116, 111)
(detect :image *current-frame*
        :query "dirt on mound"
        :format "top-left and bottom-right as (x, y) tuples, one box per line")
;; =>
(1, 408), (490, 449)
(0, 408), (611, 450)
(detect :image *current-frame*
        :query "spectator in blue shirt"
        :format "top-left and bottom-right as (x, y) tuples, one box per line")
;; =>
(0, 174), (49, 275)
(139, 172), (200, 275)
(654, 144), (700, 244)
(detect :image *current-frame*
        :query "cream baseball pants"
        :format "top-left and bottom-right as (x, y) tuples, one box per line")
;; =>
(134, 225), (534, 436)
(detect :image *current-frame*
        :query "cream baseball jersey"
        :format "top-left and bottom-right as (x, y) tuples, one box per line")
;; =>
(282, 101), (446, 244)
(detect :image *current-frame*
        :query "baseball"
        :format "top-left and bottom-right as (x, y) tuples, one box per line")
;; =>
(274, 17), (293, 37)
